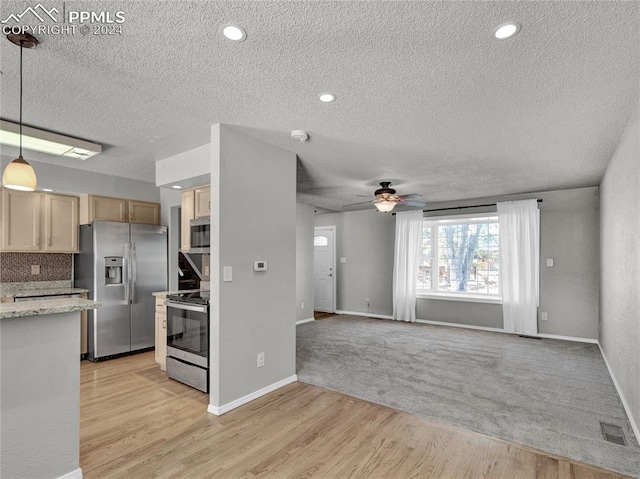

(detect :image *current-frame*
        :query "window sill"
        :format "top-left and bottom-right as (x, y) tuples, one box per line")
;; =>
(416, 293), (502, 305)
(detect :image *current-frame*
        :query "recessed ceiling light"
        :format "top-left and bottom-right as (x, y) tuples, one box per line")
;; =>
(41, 188), (53, 192)
(319, 93), (336, 103)
(494, 22), (521, 40)
(172, 185), (182, 190)
(221, 24), (247, 42)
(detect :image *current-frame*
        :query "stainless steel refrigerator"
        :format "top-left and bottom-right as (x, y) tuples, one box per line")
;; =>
(75, 221), (168, 361)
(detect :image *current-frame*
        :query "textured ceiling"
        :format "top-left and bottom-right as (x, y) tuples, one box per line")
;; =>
(0, 1), (638, 211)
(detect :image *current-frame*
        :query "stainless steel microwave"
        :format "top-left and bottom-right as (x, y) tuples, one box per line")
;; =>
(190, 217), (210, 253)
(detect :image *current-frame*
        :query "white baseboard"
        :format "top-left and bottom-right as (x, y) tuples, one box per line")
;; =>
(207, 374), (297, 416)
(598, 342), (640, 444)
(335, 310), (394, 320)
(414, 319), (598, 344)
(296, 317), (315, 325)
(56, 468), (83, 479)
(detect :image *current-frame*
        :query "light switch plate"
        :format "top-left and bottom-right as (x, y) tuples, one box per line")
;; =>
(546, 258), (554, 267)
(340, 257), (347, 264)
(223, 266), (232, 282)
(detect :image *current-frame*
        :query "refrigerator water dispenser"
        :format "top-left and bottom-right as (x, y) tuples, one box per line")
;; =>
(104, 256), (123, 285)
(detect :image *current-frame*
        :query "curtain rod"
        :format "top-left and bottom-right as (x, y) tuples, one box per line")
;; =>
(392, 199), (542, 216)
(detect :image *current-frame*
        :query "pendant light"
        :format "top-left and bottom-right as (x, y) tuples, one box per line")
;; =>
(2, 33), (39, 191)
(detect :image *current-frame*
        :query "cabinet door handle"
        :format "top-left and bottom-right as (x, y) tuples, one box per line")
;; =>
(162, 319), (166, 329)
(130, 214), (135, 222)
(36, 236), (40, 246)
(47, 237), (52, 246)
(121, 210), (125, 221)
(209, 200), (211, 210)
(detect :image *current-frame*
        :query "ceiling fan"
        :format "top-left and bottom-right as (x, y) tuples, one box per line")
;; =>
(343, 182), (425, 212)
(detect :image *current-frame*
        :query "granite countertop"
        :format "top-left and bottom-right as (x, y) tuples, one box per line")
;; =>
(3, 287), (89, 299)
(0, 298), (101, 320)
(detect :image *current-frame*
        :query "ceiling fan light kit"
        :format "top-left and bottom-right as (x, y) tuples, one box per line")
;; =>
(374, 200), (396, 213)
(2, 33), (39, 191)
(342, 181), (426, 211)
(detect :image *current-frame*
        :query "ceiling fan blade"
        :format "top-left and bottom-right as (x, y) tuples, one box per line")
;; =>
(397, 193), (423, 200)
(342, 200), (374, 208)
(356, 195), (375, 198)
(399, 200), (426, 207)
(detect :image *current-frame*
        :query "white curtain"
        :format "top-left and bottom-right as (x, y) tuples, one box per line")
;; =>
(393, 210), (423, 322)
(497, 199), (540, 334)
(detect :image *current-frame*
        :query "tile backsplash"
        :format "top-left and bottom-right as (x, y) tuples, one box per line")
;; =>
(0, 253), (73, 283)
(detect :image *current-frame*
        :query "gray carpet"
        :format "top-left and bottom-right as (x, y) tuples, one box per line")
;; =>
(296, 315), (640, 477)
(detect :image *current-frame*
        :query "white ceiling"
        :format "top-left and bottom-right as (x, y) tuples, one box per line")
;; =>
(1, 1), (638, 211)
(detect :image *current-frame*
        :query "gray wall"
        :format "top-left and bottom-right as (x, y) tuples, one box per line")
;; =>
(315, 209), (395, 316)
(315, 187), (600, 339)
(1, 312), (80, 479)
(296, 203), (315, 322)
(210, 124), (297, 408)
(599, 102), (639, 433)
(1, 159), (160, 202)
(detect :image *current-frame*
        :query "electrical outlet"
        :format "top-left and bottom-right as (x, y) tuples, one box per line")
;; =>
(257, 352), (265, 368)
(301, 302), (304, 310)
(541, 312), (548, 321)
(223, 266), (232, 282)
(546, 258), (554, 267)
(31, 265), (40, 275)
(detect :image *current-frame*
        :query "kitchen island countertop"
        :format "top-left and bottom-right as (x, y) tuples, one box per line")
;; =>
(0, 297), (101, 319)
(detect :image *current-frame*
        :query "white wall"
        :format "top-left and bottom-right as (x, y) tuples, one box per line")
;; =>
(0, 159), (160, 202)
(209, 124), (297, 409)
(296, 203), (315, 322)
(315, 187), (600, 339)
(599, 101), (640, 436)
(155, 143), (210, 188)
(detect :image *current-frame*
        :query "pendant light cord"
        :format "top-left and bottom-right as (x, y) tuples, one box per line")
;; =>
(19, 39), (23, 157)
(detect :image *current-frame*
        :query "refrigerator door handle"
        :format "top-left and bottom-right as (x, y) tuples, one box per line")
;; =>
(123, 242), (131, 304)
(131, 242), (137, 304)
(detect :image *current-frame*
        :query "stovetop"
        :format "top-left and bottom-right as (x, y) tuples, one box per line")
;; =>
(166, 291), (210, 305)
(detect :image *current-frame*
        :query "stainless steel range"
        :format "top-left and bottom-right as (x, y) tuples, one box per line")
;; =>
(164, 291), (209, 393)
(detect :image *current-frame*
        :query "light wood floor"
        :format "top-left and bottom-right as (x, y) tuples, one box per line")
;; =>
(80, 352), (631, 479)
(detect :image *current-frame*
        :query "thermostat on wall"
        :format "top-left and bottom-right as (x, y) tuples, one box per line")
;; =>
(253, 261), (268, 272)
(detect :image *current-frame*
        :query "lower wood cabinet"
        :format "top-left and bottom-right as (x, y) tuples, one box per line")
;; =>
(155, 296), (167, 371)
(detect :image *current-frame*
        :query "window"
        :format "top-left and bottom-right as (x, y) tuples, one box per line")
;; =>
(314, 236), (328, 246)
(418, 214), (500, 300)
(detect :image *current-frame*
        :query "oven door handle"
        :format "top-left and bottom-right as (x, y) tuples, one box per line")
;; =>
(165, 300), (208, 313)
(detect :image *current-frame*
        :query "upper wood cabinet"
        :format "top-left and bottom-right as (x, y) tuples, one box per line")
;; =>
(1, 188), (79, 253)
(1, 189), (41, 251)
(43, 194), (79, 252)
(81, 195), (127, 223)
(181, 189), (195, 252)
(129, 200), (160, 225)
(194, 186), (211, 218)
(80, 195), (160, 225)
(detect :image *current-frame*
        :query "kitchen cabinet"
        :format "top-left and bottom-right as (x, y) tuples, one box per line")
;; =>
(80, 292), (88, 356)
(43, 193), (79, 252)
(181, 189), (195, 251)
(81, 195), (127, 223)
(194, 186), (211, 218)
(128, 200), (160, 225)
(155, 296), (167, 371)
(80, 195), (160, 225)
(1, 189), (79, 253)
(0, 189), (40, 251)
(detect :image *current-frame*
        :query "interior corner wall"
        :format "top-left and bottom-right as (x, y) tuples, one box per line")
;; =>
(315, 210), (395, 316)
(296, 203), (315, 322)
(318, 187), (599, 339)
(599, 101), (640, 435)
(210, 124), (297, 408)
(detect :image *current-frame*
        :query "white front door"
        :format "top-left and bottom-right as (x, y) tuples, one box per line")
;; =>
(314, 227), (335, 312)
